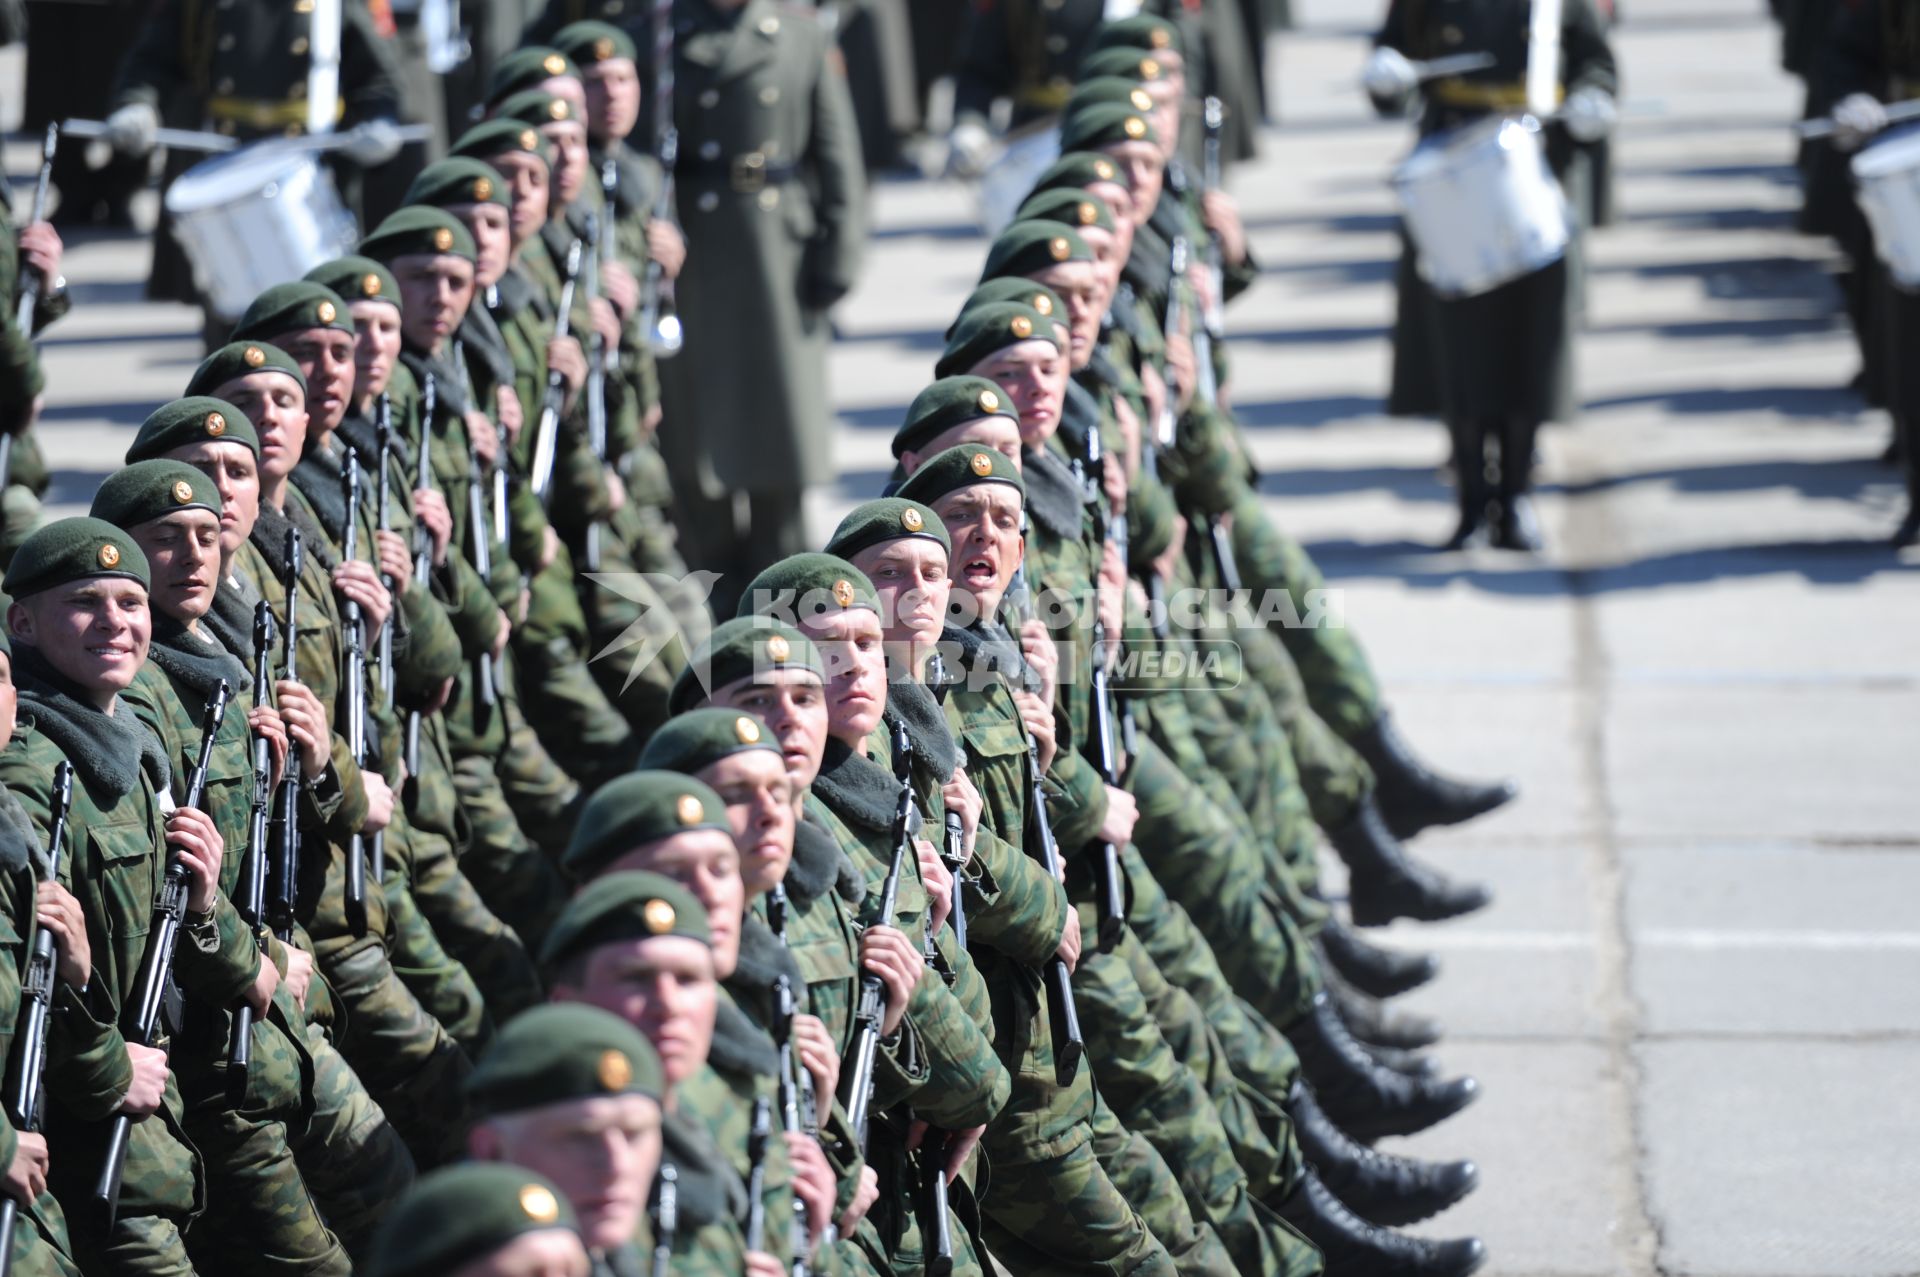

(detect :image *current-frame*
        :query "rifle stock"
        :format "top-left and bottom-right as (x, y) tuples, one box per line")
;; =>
(228, 603), (278, 1099)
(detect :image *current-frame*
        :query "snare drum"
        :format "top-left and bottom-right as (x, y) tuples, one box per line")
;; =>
(165, 139), (360, 320)
(1853, 124), (1920, 290)
(1393, 115), (1572, 298)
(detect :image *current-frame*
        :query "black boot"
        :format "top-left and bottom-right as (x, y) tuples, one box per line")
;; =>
(1319, 917), (1439, 998)
(1351, 711), (1518, 841)
(1286, 992), (1478, 1142)
(1327, 975), (1444, 1051)
(1491, 415), (1544, 552)
(1288, 1082), (1480, 1227)
(1444, 419), (1491, 550)
(1328, 798), (1492, 927)
(1278, 1166), (1487, 1277)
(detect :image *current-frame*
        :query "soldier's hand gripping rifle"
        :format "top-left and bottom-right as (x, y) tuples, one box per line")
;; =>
(1077, 426), (1126, 952)
(97, 680), (230, 1226)
(269, 530), (304, 940)
(841, 721), (915, 1150)
(2, 123), (58, 490)
(340, 452), (370, 930)
(452, 341), (500, 710)
(529, 240), (585, 503)
(226, 603), (277, 1100)
(650, 1163), (678, 1277)
(407, 377), (435, 780)
(770, 970), (816, 1277)
(374, 395), (396, 705)
(1005, 558), (1084, 1087)
(0, 760), (73, 1272)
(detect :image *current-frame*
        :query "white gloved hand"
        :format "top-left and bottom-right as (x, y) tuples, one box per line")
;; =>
(1362, 47), (1419, 101)
(342, 118), (404, 167)
(947, 117), (996, 179)
(104, 103), (159, 156)
(1561, 86), (1617, 143)
(1832, 92), (1890, 151)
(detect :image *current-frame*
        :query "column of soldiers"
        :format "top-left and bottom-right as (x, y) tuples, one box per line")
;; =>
(0, 5), (1540, 1277)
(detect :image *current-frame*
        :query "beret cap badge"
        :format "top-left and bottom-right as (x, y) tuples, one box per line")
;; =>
(597, 1049), (633, 1091)
(362, 273), (382, 296)
(643, 899), (677, 934)
(1141, 56), (1160, 77)
(1149, 27), (1170, 46)
(1048, 236), (1071, 261)
(98, 543), (121, 568)
(594, 36), (615, 58)
(316, 300), (337, 323)
(675, 794), (704, 825)
(519, 1184), (561, 1224)
(1130, 89), (1152, 111)
(1124, 115), (1148, 139)
(735, 716), (761, 744)
(901, 507), (924, 532)
(548, 99), (569, 120)
(542, 53), (566, 75)
(433, 227), (454, 251)
(473, 176), (493, 200)
(978, 389), (1000, 412)
(832, 579), (855, 607)
(172, 480), (195, 504)
(521, 129), (539, 149)
(1009, 314), (1033, 338)
(1032, 294), (1054, 315)
(243, 345), (266, 368)
(765, 634), (790, 661)
(971, 452), (995, 476)
(1094, 158), (1115, 179)
(1078, 201), (1098, 225)
(205, 412), (227, 437)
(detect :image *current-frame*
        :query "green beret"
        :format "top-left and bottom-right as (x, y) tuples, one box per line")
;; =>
(360, 205), (477, 263)
(1060, 104), (1160, 153)
(669, 616), (822, 716)
(981, 220), (1094, 282)
(540, 870), (712, 976)
(230, 281), (354, 343)
(737, 553), (880, 622)
(3, 517), (150, 598)
(186, 341), (307, 401)
(563, 772), (732, 879)
(90, 460), (222, 531)
(366, 1164), (581, 1277)
(638, 707), (780, 777)
(1029, 151), (1130, 199)
(1017, 188), (1117, 235)
(824, 497), (950, 562)
(487, 46), (579, 108)
(451, 119), (554, 170)
(935, 303), (1059, 379)
(127, 396), (260, 461)
(893, 376), (1021, 458)
(896, 444), (1026, 507)
(948, 280), (1065, 340)
(304, 256), (400, 311)
(554, 20), (637, 65)
(404, 158), (511, 211)
(467, 1003), (664, 1120)
(494, 89), (581, 131)
(1092, 13), (1183, 57)
(1066, 76), (1159, 118)
(1079, 46), (1172, 82)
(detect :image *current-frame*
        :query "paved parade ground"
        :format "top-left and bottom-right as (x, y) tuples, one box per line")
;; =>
(8, 0), (1920, 1271)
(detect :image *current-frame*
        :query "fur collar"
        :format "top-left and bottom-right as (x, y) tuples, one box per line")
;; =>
(147, 615), (249, 704)
(706, 991), (779, 1081)
(883, 676), (958, 784)
(12, 645), (170, 800)
(810, 740), (904, 834)
(1021, 445), (1084, 541)
(661, 1110), (745, 1230)
(731, 915), (805, 999)
(785, 816), (850, 906)
(0, 786), (42, 874)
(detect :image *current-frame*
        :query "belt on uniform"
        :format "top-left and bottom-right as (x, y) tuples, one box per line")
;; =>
(1015, 82), (1072, 112)
(207, 96), (345, 130)
(1428, 79), (1565, 110)
(673, 151), (799, 193)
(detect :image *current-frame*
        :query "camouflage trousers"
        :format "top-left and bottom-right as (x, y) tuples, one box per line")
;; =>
(294, 1021), (416, 1260)
(1081, 1095), (1233, 1277)
(6, 1189), (79, 1276)
(1231, 609), (1373, 832)
(380, 829), (493, 1055)
(394, 807), (543, 1029)
(451, 744), (572, 954)
(66, 1213), (194, 1277)
(573, 508), (694, 740)
(512, 549), (639, 792)
(978, 1114), (1175, 1276)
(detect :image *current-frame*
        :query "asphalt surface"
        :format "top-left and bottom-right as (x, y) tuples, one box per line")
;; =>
(7, 0), (1920, 1271)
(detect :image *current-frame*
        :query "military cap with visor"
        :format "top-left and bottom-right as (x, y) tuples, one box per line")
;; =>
(737, 553), (881, 622)
(229, 281), (354, 343)
(980, 219), (1094, 282)
(896, 444), (1027, 507)
(186, 341), (307, 401)
(1059, 104), (1160, 153)
(404, 158), (512, 211)
(553, 20), (637, 65)
(304, 256), (401, 312)
(669, 617), (822, 715)
(563, 772), (733, 879)
(359, 205), (478, 263)
(638, 707), (780, 776)
(935, 302), (1060, 379)
(365, 1164), (582, 1277)
(450, 119), (554, 169)
(539, 870), (713, 975)
(90, 460), (223, 531)
(894, 376), (1022, 458)
(466, 1002), (665, 1118)
(4, 517), (150, 598)
(486, 46), (580, 108)
(126, 396), (261, 461)
(825, 497), (950, 561)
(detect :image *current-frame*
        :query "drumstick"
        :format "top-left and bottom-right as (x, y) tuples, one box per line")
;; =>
(62, 118), (241, 155)
(1410, 52), (1498, 83)
(1797, 98), (1920, 141)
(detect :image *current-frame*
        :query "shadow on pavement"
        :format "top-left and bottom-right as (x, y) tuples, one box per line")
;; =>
(1582, 385), (1864, 420)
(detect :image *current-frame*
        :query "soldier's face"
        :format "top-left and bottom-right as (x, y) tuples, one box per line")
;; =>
(450, 1228), (591, 1277)
(349, 302), (403, 403)
(392, 253), (476, 355)
(1029, 262), (1102, 367)
(472, 1095), (662, 1258)
(699, 749), (795, 897)
(709, 671), (830, 791)
(605, 831), (745, 979)
(807, 609), (888, 748)
(583, 59), (642, 142)
(559, 937), (718, 1088)
(451, 202), (514, 289)
(541, 121), (591, 208)
(852, 539), (951, 658)
(132, 510), (223, 626)
(1074, 224), (1123, 306)
(1102, 141), (1165, 218)
(488, 153), (552, 247)
(969, 342), (1066, 446)
(0, 653), (16, 752)
(900, 416), (1023, 474)
(1143, 78), (1181, 162)
(213, 372), (307, 482)
(10, 579), (151, 704)
(933, 486), (1024, 619)
(272, 327), (357, 440)
(167, 441), (260, 558)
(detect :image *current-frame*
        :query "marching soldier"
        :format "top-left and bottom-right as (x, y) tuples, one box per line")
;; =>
(366, 1163), (594, 1277)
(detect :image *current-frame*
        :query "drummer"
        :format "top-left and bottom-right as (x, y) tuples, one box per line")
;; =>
(1364, 0), (1619, 552)
(98, 0), (412, 343)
